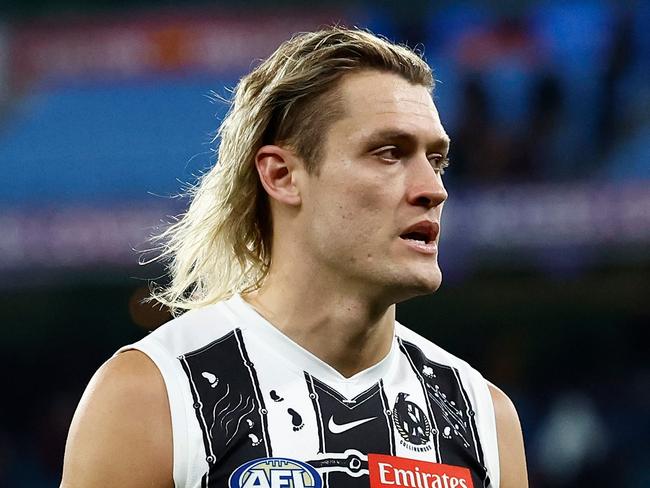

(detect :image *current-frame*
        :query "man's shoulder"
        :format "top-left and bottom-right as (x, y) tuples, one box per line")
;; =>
(488, 382), (529, 487)
(61, 350), (174, 487)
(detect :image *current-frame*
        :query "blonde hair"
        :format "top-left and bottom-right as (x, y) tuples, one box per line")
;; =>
(149, 26), (434, 315)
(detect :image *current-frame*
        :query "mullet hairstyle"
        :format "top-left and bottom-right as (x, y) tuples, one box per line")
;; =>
(148, 26), (434, 315)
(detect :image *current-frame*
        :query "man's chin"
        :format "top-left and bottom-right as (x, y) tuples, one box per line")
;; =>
(390, 269), (443, 303)
(414, 274), (443, 294)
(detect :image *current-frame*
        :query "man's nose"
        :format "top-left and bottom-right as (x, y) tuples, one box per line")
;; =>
(406, 159), (448, 209)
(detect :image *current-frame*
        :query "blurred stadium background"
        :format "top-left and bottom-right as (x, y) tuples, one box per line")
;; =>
(1, 0), (648, 486)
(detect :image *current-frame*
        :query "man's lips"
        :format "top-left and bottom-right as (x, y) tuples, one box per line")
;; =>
(399, 221), (440, 244)
(399, 221), (440, 255)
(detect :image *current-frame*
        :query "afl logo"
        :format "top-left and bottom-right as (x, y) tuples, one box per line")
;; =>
(229, 457), (322, 488)
(393, 393), (432, 448)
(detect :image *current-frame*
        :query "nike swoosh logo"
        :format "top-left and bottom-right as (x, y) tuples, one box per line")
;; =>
(328, 415), (377, 434)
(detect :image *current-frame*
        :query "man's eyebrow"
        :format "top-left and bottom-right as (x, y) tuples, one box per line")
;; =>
(364, 129), (451, 152)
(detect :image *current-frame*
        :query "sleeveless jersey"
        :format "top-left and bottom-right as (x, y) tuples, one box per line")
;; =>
(118, 295), (499, 488)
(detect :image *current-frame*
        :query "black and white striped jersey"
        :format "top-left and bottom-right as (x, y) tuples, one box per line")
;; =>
(119, 294), (499, 488)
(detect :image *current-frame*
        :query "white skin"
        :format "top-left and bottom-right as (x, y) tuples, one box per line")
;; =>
(248, 69), (449, 377)
(60, 69), (527, 488)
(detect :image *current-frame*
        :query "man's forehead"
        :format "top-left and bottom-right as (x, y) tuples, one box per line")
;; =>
(338, 71), (435, 114)
(363, 100), (439, 122)
(332, 71), (447, 142)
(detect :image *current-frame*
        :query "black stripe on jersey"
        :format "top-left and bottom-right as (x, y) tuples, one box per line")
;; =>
(179, 328), (270, 487)
(452, 368), (492, 488)
(234, 328), (272, 457)
(180, 355), (214, 487)
(378, 379), (396, 456)
(304, 373), (332, 488)
(180, 355), (215, 459)
(304, 372), (326, 454)
(400, 339), (490, 488)
(398, 337), (442, 461)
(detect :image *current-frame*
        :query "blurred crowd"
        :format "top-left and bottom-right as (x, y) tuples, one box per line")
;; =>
(371, 1), (650, 184)
(1, 1), (649, 187)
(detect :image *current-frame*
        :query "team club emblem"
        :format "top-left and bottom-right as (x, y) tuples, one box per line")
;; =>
(393, 393), (432, 451)
(229, 457), (322, 488)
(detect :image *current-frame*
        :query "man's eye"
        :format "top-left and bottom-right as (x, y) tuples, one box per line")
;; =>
(429, 155), (450, 174)
(373, 146), (401, 162)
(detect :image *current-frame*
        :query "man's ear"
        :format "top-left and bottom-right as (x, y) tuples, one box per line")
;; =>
(255, 145), (302, 206)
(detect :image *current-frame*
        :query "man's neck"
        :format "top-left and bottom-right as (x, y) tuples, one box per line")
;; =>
(242, 273), (396, 378)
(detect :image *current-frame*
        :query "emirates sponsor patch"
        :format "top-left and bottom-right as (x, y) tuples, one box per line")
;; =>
(368, 454), (474, 488)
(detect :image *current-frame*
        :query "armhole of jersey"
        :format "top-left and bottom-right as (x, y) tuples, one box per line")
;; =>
(474, 371), (500, 488)
(116, 339), (190, 488)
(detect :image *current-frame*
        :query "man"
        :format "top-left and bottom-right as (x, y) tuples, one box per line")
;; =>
(61, 27), (527, 488)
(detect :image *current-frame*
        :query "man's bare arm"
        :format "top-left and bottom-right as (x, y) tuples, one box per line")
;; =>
(489, 383), (528, 488)
(60, 350), (174, 488)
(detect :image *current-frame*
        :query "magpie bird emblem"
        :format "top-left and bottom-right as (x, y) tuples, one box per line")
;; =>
(392, 392), (431, 446)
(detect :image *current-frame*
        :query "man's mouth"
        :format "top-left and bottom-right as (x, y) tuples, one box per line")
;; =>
(400, 231), (432, 244)
(399, 221), (439, 245)
(399, 221), (439, 255)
